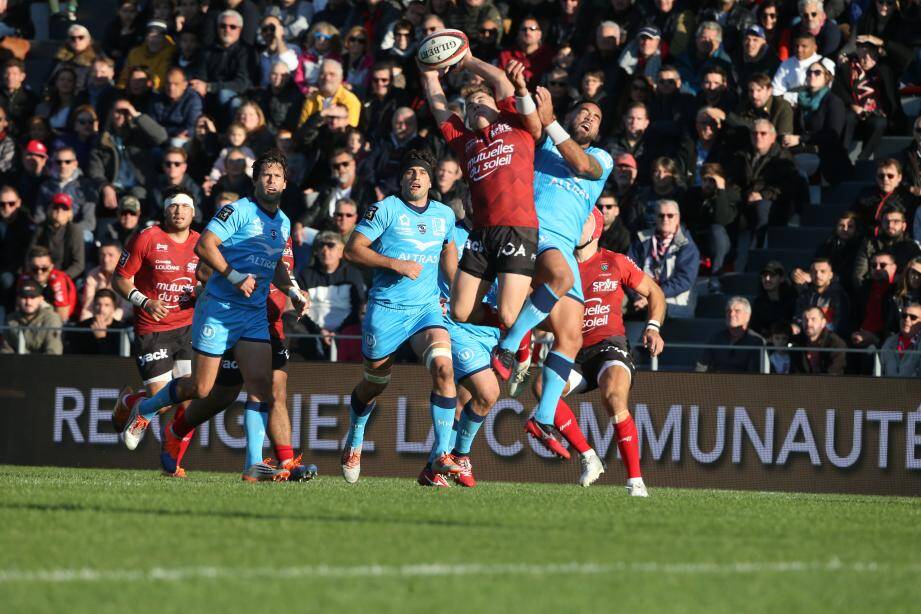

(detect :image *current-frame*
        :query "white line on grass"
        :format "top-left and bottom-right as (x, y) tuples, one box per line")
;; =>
(1, 559), (919, 583)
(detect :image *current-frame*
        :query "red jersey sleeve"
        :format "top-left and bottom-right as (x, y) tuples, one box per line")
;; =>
(439, 114), (468, 157)
(497, 96), (524, 129)
(618, 253), (646, 291)
(116, 230), (148, 279)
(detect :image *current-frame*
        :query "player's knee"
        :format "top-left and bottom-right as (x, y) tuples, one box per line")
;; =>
(498, 304), (518, 329)
(601, 383), (629, 415)
(190, 380), (213, 400)
(547, 266), (574, 296)
(475, 383), (500, 411)
(429, 357), (454, 387)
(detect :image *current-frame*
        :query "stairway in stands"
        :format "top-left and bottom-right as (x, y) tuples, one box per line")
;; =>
(629, 135), (913, 371)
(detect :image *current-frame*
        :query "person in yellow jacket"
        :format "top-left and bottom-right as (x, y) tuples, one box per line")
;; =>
(297, 59), (361, 128)
(117, 20), (177, 91)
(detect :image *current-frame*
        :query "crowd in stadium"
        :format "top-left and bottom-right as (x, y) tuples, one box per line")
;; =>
(1, 0), (920, 377)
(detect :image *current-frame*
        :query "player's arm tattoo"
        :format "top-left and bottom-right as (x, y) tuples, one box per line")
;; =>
(557, 140), (604, 180)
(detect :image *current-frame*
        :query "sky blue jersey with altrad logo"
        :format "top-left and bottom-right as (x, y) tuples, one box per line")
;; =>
(203, 197), (291, 307)
(356, 194), (455, 308)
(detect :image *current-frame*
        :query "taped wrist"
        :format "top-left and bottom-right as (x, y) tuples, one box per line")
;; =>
(127, 288), (150, 310)
(545, 120), (570, 145)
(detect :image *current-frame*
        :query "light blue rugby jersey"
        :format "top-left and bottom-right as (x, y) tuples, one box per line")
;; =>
(438, 220), (497, 309)
(204, 198), (291, 307)
(356, 194), (456, 308)
(533, 138), (613, 248)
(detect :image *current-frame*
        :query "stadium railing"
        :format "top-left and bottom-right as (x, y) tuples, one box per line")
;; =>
(3, 325), (919, 376)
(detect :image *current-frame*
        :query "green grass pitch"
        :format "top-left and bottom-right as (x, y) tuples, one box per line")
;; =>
(1, 466), (919, 613)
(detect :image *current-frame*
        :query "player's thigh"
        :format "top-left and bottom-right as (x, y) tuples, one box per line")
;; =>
(533, 248), (574, 292)
(190, 351), (222, 398)
(271, 369), (288, 409)
(495, 272), (532, 324)
(410, 324), (452, 367)
(451, 270), (492, 319)
(233, 340), (273, 400)
(546, 296), (584, 352)
(598, 362), (632, 417)
(460, 367), (500, 414)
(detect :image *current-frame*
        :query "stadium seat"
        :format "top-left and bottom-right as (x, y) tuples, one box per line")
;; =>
(854, 160), (877, 183)
(802, 203), (849, 227)
(695, 293), (731, 318)
(821, 182), (870, 205)
(876, 136), (911, 160)
(745, 248), (813, 274)
(719, 272), (760, 295)
(766, 226), (829, 250)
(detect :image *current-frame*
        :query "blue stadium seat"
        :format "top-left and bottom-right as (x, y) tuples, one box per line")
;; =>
(745, 248), (813, 274)
(802, 203), (849, 227)
(719, 273), (760, 295)
(821, 181), (871, 205)
(766, 226), (829, 250)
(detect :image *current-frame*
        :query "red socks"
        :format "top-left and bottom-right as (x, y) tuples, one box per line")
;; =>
(615, 415), (642, 478)
(274, 444), (294, 465)
(553, 399), (591, 454)
(172, 403), (195, 464)
(516, 330), (532, 363)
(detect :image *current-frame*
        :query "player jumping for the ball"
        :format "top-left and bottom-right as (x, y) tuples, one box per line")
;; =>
(503, 88), (614, 456)
(534, 208), (665, 495)
(419, 55), (542, 334)
(340, 150), (460, 485)
(116, 150), (310, 475)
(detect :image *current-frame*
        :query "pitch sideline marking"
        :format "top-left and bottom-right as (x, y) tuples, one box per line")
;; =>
(1, 559), (919, 583)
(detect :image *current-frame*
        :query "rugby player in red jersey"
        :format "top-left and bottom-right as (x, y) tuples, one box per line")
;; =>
(419, 55), (542, 331)
(533, 209), (665, 496)
(162, 237), (316, 482)
(112, 188), (199, 476)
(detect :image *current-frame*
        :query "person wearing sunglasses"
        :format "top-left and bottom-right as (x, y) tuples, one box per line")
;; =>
(35, 146), (97, 237)
(851, 251), (901, 360)
(0, 186), (32, 312)
(771, 34), (822, 106)
(51, 24), (95, 91)
(189, 10), (252, 114)
(852, 205), (921, 288)
(790, 0), (842, 57)
(850, 158), (913, 233)
(342, 25), (375, 98)
(257, 15), (298, 89)
(596, 190), (631, 255)
(293, 22), (342, 94)
(498, 17), (554, 89)
(301, 148), (373, 232)
(879, 302), (921, 377)
(17, 246), (78, 324)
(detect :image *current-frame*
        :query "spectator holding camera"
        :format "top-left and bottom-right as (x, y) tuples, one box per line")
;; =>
(258, 15), (298, 88)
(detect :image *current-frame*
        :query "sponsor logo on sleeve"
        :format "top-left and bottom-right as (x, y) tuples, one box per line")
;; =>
(118, 249), (129, 268)
(364, 205), (378, 221)
(216, 205), (234, 222)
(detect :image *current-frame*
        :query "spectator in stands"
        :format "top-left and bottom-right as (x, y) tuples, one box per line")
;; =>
(150, 67), (203, 142)
(332, 198), (359, 243)
(0, 106), (12, 177)
(203, 0), (261, 48)
(734, 26), (780, 89)
(434, 156), (468, 213)
(793, 257), (850, 335)
(341, 25), (375, 98)
(35, 67), (81, 134)
(892, 257), (921, 329)
(645, 0), (695, 59)
(122, 66), (156, 112)
(15, 140), (49, 212)
(96, 195), (141, 246)
(729, 72), (793, 137)
(360, 63), (406, 145)
(29, 195), (85, 281)
(757, 0), (787, 60)
(19, 246), (77, 323)
(71, 288), (127, 355)
(446, 0), (503, 47)
(36, 147), (97, 236)
(293, 23), (342, 94)
(79, 241), (127, 322)
(0, 58), (37, 139)
(295, 230), (366, 360)
(89, 99), (169, 209)
(300, 148), (373, 232)
(766, 320), (793, 373)
(648, 64), (696, 141)
(256, 61), (303, 135)
(298, 59), (361, 129)
(733, 119), (804, 250)
(772, 33), (822, 106)
(880, 302), (921, 377)
(814, 212), (861, 290)
(852, 205), (921, 288)
(851, 251), (898, 349)
(698, 0), (757, 57)
(782, 57), (851, 185)
(55, 105), (100, 170)
(790, 0), (842, 57)
(102, 1), (143, 64)
(837, 42), (902, 162)
(674, 21), (733, 95)
(695, 65), (736, 115)
(175, 30), (207, 81)
(790, 306), (847, 375)
(607, 103), (657, 183)
(897, 115), (921, 200)
(209, 148), (253, 209)
(571, 21), (623, 89)
(850, 159), (914, 234)
(611, 152), (642, 230)
(235, 102), (275, 157)
(149, 148), (204, 225)
(52, 24), (97, 90)
(628, 199), (699, 318)
(694, 162), (740, 290)
(176, 0), (208, 35)
(499, 17), (554, 89)
(751, 260), (796, 337)
(695, 296), (765, 373)
(118, 20), (176, 90)
(470, 17), (502, 65)
(597, 191), (631, 255)
(364, 107), (432, 197)
(189, 9), (253, 117)
(272, 0), (313, 45)
(678, 106), (729, 188)
(0, 186), (32, 312)
(0, 280), (63, 355)
(258, 14), (299, 88)
(617, 26), (663, 87)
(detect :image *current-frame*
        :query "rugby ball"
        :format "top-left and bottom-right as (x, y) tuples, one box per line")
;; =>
(417, 29), (469, 69)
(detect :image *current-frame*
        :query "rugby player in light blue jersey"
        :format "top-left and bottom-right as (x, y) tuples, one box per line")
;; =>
(495, 88), (614, 458)
(340, 150), (462, 486)
(117, 150), (310, 476)
(427, 210), (501, 487)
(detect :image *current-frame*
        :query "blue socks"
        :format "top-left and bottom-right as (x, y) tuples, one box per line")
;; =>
(499, 284), (559, 352)
(429, 392), (457, 460)
(453, 402), (485, 456)
(346, 391), (375, 449)
(243, 401), (269, 470)
(535, 351), (573, 424)
(139, 379), (180, 420)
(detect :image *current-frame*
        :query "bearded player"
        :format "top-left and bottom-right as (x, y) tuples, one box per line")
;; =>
(498, 89), (614, 456)
(116, 150), (309, 475)
(168, 238), (316, 482)
(419, 56), (541, 334)
(112, 187), (199, 477)
(534, 209), (664, 495)
(340, 150), (460, 485)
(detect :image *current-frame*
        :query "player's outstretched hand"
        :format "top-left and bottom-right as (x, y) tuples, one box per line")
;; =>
(505, 60), (528, 93)
(144, 298), (170, 321)
(394, 259), (423, 280)
(534, 86), (555, 127)
(236, 275), (256, 297)
(642, 328), (664, 357)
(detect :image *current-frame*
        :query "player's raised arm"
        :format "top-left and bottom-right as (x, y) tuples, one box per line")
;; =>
(504, 60), (542, 141)
(632, 273), (666, 357)
(418, 63), (453, 126)
(344, 230), (422, 279)
(534, 87), (604, 180)
(463, 52), (515, 101)
(195, 230), (256, 297)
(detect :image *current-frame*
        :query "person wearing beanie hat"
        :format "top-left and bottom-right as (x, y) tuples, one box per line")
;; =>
(117, 18), (177, 90)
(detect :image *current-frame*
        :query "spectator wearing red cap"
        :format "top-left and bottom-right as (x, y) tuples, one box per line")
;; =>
(13, 140), (49, 214)
(35, 146), (99, 238)
(28, 193), (85, 282)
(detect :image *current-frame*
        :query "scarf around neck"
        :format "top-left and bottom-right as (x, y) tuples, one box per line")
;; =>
(798, 86), (830, 114)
